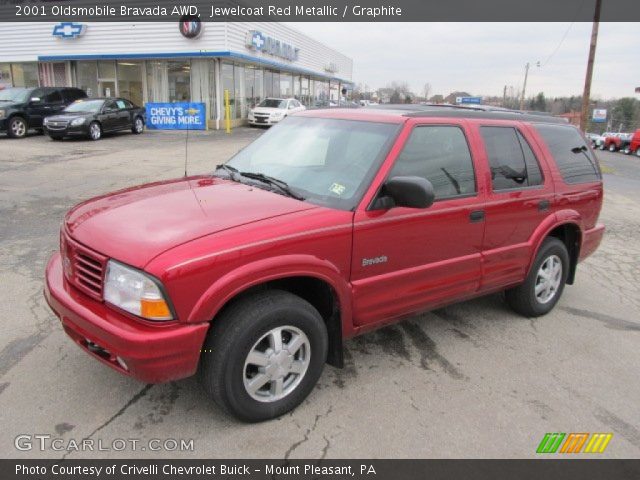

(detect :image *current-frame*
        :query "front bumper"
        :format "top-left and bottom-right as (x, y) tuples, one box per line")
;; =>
(44, 252), (209, 383)
(44, 124), (89, 137)
(249, 116), (282, 126)
(579, 224), (605, 261)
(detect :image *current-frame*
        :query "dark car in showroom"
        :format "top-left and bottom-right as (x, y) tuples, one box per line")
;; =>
(0, 86), (87, 138)
(43, 98), (145, 141)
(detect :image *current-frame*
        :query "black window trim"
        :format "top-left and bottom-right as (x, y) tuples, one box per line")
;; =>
(480, 125), (546, 193)
(367, 122), (479, 210)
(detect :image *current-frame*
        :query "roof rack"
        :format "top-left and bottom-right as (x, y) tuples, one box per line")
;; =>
(367, 103), (567, 124)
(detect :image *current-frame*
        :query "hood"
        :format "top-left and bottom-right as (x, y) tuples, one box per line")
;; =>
(0, 100), (23, 109)
(65, 176), (317, 268)
(251, 107), (285, 115)
(46, 112), (91, 121)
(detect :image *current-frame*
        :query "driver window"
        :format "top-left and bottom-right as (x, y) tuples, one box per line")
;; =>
(103, 100), (117, 111)
(389, 125), (476, 200)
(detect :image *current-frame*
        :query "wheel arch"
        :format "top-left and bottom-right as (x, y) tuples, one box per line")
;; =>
(529, 215), (582, 285)
(188, 256), (353, 368)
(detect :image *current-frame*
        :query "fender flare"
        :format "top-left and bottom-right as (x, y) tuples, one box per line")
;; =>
(186, 254), (353, 335)
(526, 209), (583, 278)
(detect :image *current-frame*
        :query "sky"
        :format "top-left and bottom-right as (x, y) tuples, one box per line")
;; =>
(286, 22), (640, 100)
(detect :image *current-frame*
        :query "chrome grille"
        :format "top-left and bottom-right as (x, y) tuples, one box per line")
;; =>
(46, 120), (68, 130)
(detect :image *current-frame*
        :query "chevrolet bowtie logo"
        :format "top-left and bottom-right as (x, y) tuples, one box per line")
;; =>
(185, 108), (199, 115)
(52, 22), (87, 39)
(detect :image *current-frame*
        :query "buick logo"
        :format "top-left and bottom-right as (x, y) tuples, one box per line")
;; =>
(179, 16), (202, 39)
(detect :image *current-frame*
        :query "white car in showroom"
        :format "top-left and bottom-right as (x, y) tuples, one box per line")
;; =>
(248, 98), (306, 126)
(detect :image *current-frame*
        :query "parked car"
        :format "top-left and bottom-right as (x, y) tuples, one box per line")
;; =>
(618, 132), (633, 154)
(0, 86), (86, 138)
(248, 98), (305, 126)
(43, 98), (145, 141)
(624, 129), (640, 156)
(585, 132), (604, 149)
(602, 132), (629, 152)
(45, 106), (604, 422)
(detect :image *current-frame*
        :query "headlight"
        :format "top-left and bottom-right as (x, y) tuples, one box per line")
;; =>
(103, 260), (173, 321)
(70, 117), (86, 126)
(0, 110), (5, 120)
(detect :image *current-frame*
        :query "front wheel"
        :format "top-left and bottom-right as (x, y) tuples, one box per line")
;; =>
(636, 149), (640, 158)
(88, 121), (102, 141)
(132, 116), (144, 134)
(199, 290), (328, 422)
(505, 237), (569, 317)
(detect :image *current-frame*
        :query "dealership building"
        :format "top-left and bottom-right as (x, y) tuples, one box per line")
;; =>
(0, 22), (353, 128)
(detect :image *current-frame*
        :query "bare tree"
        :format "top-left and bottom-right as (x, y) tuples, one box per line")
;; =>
(423, 83), (432, 101)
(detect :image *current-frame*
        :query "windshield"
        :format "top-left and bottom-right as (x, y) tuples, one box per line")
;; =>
(258, 99), (287, 109)
(0, 88), (31, 103)
(64, 100), (104, 113)
(224, 116), (400, 210)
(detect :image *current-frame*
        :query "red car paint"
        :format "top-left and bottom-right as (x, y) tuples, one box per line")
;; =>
(45, 108), (605, 383)
(628, 129), (640, 155)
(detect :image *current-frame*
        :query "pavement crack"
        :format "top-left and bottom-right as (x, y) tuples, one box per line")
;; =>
(62, 384), (153, 459)
(283, 405), (333, 460)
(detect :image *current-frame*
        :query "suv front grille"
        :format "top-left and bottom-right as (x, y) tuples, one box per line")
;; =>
(61, 232), (106, 300)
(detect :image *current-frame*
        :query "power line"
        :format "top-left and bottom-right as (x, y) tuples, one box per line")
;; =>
(541, 0), (586, 67)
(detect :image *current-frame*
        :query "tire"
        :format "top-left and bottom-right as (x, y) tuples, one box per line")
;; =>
(88, 121), (102, 141)
(132, 116), (144, 134)
(636, 149), (640, 158)
(199, 290), (328, 422)
(609, 144), (616, 152)
(7, 116), (27, 138)
(599, 143), (605, 150)
(505, 237), (569, 317)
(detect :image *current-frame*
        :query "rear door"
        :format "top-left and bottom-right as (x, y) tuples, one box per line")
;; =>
(474, 122), (555, 290)
(26, 88), (64, 127)
(351, 119), (486, 327)
(114, 99), (133, 129)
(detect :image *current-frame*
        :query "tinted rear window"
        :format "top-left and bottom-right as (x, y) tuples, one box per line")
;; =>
(534, 124), (601, 184)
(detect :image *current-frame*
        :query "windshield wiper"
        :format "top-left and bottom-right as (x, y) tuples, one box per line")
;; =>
(239, 172), (305, 200)
(214, 164), (240, 182)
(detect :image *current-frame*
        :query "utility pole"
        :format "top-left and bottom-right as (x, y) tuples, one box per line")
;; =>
(519, 62), (530, 111)
(580, 0), (602, 132)
(503, 85), (507, 108)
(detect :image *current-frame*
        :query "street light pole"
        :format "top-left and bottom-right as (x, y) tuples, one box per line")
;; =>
(520, 62), (530, 111)
(580, 0), (602, 132)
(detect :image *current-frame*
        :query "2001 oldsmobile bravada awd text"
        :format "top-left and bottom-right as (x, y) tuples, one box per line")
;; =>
(45, 106), (604, 421)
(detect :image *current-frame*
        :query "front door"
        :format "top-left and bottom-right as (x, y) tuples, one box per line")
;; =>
(98, 81), (116, 98)
(351, 122), (486, 327)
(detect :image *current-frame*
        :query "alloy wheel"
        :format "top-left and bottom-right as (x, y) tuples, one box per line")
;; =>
(11, 118), (26, 138)
(535, 255), (562, 304)
(90, 123), (101, 140)
(135, 118), (144, 133)
(243, 326), (311, 403)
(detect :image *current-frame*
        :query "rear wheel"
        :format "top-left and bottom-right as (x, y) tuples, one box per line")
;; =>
(199, 290), (328, 422)
(88, 121), (102, 141)
(7, 116), (27, 138)
(506, 237), (569, 317)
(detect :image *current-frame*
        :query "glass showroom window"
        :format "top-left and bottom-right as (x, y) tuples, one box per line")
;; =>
(117, 61), (144, 106)
(244, 65), (256, 109)
(168, 60), (191, 102)
(10, 63), (39, 87)
(300, 76), (310, 106)
(280, 73), (292, 98)
(234, 63), (244, 118)
(146, 61), (168, 103)
(221, 62), (235, 118)
(293, 75), (301, 100)
(254, 67), (264, 106)
(271, 71), (280, 99)
(0, 63), (12, 89)
(75, 62), (98, 97)
(264, 70), (273, 98)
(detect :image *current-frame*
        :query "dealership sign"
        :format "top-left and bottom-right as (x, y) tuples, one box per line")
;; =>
(246, 30), (299, 61)
(456, 96), (482, 105)
(146, 103), (206, 130)
(592, 108), (607, 123)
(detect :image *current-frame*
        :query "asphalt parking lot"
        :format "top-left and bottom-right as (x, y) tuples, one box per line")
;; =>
(1, 128), (639, 459)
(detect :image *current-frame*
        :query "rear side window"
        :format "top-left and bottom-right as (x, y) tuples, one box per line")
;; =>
(534, 124), (601, 184)
(480, 127), (543, 190)
(42, 89), (63, 104)
(62, 89), (86, 102)
(389, 125), (476, 200)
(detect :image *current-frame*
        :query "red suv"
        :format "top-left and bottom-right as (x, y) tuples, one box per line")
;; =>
(45, 106), (604, 421)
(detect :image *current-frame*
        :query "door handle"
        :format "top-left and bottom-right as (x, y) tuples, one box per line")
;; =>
(538, 200), (550, 211)
(469, 210), (485, 223)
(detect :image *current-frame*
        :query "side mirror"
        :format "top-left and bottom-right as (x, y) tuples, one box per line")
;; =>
(373, 176), (435, 210)
(29, 97), (42, 104)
